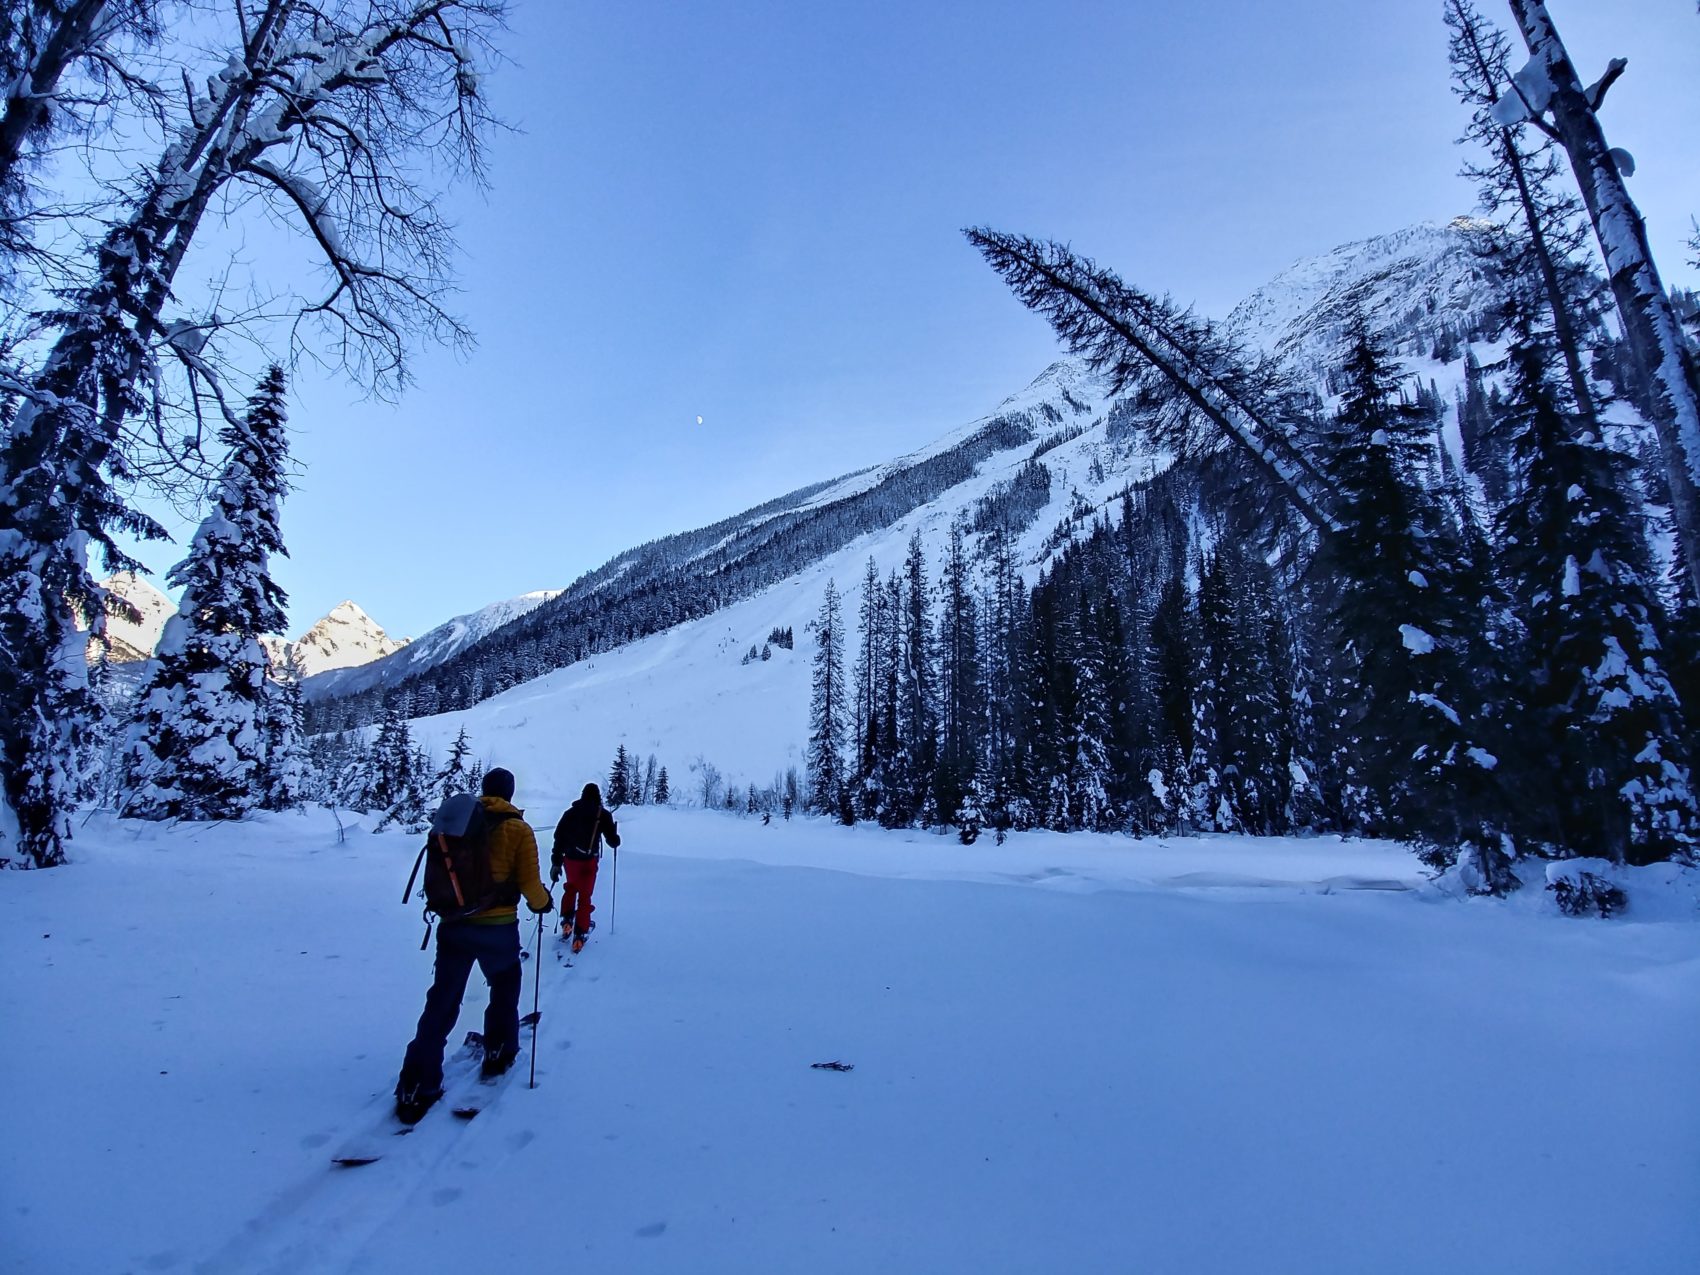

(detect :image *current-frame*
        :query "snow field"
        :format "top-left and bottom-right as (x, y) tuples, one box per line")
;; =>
(2, 808), (1697, 1274)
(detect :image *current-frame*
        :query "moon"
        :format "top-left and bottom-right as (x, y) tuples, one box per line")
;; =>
(695, 415), (703, 425)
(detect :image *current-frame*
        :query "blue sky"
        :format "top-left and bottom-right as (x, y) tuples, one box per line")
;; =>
(130, 0), (1700, 638)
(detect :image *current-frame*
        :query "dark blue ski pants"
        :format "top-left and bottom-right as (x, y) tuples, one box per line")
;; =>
(399, 919), (522, 1093)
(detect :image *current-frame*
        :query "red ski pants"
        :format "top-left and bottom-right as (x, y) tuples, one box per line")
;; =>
(559, 859), (599, 936)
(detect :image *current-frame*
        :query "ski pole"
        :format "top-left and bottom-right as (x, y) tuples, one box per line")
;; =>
(609, 843), (618, 935)
(528, 912), (543, 1089)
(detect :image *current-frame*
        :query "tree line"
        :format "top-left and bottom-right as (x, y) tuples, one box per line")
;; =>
(805, 292), (1696, 889)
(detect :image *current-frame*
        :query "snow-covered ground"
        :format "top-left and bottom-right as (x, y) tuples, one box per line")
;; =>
(4, 808), (1697, 1274)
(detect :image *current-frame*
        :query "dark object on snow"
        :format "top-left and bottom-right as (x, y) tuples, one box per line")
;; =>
(811, 1060), (855, 1072)
(481, 767), (516, 801)
(1549, 871), (1627, 918)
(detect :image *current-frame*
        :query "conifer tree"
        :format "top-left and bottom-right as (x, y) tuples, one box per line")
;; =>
(1220, 546), (1291, 834)
(433, 726), (477, 801)
(1318, 321), (1514, 890)
(1062, 595), (1114, 830)
(1447, 0), (1601, 421)
(259, 651), (308, 813)
(873, 570), (905, 824)
(982, 526), (1027, 828)
(898, 531), (939, 821)
(655, 766), (671, 806)
(125, 367), (292, 821)
(1495, 311), (1698, 863)
(1189, 551), (1239, 832)
(1147, 572), (1196, 830)
(807, 579), (848, 813)
(852, 556), (884, 817)
(370, 705), (428, 829)
(607, 744), (633, 807)
(935, 522), (984, 826)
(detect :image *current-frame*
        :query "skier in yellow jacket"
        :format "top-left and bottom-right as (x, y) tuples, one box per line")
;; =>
(394, 767), (552, 1123)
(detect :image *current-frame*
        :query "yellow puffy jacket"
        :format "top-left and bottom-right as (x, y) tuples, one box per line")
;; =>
(467, 795), (552, 923)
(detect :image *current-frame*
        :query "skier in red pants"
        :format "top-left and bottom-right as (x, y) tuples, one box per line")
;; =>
(550, 782), (621, 953)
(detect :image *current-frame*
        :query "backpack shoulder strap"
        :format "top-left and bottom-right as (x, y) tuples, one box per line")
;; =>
(402, 840), (430, 903)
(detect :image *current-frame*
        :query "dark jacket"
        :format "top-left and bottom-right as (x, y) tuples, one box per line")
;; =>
(551, 798), (620, 870)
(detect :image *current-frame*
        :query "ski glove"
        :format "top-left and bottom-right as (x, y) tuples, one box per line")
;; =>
(528, 896), (555, 915)
(549, 864), (562, 885)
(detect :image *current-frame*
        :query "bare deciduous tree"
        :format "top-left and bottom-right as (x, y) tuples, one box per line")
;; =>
(0, 0), (507, 868)
(0, 1), (168, 288)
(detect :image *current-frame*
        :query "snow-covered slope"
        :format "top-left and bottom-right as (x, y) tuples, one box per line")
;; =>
(265, 600), (409, 678)
(95, 572), (174, 663)
(370, 371), (1150, 793)
(303, 590), (561, 699)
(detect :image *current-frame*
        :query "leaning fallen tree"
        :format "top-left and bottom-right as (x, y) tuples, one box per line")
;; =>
(964, 227), (1346, 536)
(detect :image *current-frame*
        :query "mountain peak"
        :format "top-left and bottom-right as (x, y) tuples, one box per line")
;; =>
(1226, 215), (1502, 375)
(93, 572), (175, 663)
(265, 600), (410, 678)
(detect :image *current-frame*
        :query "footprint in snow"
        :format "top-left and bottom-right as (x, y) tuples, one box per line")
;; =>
(507, 1130), (536, 1151)
(299, 1132), (330, 1149)
(432, 1187), (462, 1207)
(635, 1222), (667, 1239)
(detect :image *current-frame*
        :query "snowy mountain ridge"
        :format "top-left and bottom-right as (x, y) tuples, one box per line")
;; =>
(1227, 216), (1503, 380)
(303, 589), (562, 698)
(93, 576), (412, 681)
(263, 600), (409, 679)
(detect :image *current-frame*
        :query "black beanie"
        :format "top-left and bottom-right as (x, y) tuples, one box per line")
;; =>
(482, 767), (516, 801)
(582, 782), (602, 806)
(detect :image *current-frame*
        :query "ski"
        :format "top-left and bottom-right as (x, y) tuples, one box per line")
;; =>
(442, 1013), (537, 1120)
(329, 1032), (487, 1167)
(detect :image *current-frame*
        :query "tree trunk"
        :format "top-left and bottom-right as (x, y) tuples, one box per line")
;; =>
(1508, 0), (1700, 606)
(0, 1), (113, 187)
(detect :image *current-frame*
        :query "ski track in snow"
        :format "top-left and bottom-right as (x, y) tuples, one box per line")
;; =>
(3, 808), (1698, 1274)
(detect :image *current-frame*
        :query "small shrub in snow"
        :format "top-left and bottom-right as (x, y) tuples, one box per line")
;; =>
(1548, 870), (1626, 918)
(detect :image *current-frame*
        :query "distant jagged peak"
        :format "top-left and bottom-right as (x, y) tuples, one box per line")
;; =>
(267, 599), (410, 679)
(297, 586), (563, 698)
